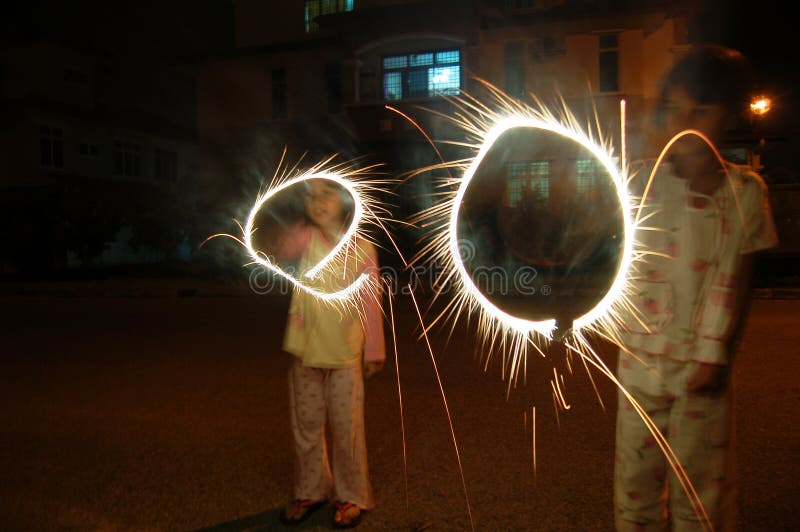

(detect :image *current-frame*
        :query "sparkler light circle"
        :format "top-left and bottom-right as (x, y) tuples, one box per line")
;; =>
(449, 116), (634, 337)
(243, 172), (370, 301)
(403, 80), (645, 381)
(401, 82), (717, 529)
(203, 156), (395, 304)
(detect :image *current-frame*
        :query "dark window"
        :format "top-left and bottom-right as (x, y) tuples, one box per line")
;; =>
(599, 34), (619, 93)
(272, 68), (287, 120)
(79, 141), (99, 158)
(305, 0), (354, 33)
(114, 139), (142, 177)
(504, 41), (525, 98)
(325, 63), (342, 113)
(40, 126), (63, 169)
(382, 49), (461, 101)
(155, 148), (178, 182)
(63, 68), (89, 85)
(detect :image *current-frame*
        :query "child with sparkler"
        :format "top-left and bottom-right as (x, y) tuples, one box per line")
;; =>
(615, 44), (778, 531)
(278, 178), (385, 529)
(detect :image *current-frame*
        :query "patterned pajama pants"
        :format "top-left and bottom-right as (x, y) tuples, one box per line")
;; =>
(288, 357), (374, 509)
(615, 351), (735, 532)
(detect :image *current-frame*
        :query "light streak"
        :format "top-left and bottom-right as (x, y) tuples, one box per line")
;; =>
(398, 79), (715, 530)
(563, 338), (712, 529)
(386, 278), (410, 518)
(408, 282), (475, 532)
(202, 153), (400, 305)
(403, 79), (641, 380)
(532, 406), (536, 478)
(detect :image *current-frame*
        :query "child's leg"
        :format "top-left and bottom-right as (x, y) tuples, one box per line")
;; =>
(289, 359), (333, 501)
(667, 382), (733, 532)
(614, 353), (672, 532)
(326, 363), (374, 510)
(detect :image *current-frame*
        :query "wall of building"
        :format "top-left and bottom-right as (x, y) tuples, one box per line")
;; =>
(234, 0), (307, 48)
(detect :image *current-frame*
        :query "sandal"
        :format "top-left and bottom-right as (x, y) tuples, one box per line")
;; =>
(332, 501), (362, 529)
(279, 498), (326, 526)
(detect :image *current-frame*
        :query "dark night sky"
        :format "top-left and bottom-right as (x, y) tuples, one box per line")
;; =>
(1, 1), (234, 63)
(699, 0), (799, 133)
(3, 0), (795, 122)
(699, 0), (796, 84)
(2, 1), (793, 80)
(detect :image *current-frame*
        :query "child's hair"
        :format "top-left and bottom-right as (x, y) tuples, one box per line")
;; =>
(656, 44), (756, 132)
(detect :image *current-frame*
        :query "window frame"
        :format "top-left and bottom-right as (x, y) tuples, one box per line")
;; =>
(154, 148), (178, 183)
(598, 33), (620, 93)
(114, 138), (143, 178)
(507, 160), (550, 207)
(304, 0), (354, 33)
(381, 48), (461, 101)
(39, 125), (64, 170)
(504, 41), (526, 99)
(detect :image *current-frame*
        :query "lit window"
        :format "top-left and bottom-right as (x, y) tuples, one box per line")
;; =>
(576, 157), (616, 194)
(382, 48), (461, 100)
(507, 160), (549, 207)
(40, 126), (64, 169)
(305, 0), (354, 33)
(576, 158), (598, 194)
(114, 139), (142, 177)
(384, 72), (402, 101)
(410, 52), (433, 66)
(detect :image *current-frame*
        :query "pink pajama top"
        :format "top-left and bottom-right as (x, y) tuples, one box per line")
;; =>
(622, 161), (778, 365)
(281, 225), (386, 369)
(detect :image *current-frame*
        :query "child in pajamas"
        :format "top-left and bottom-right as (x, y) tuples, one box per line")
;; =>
(615, 45), (778, 531)
(278, 178), (385, 529)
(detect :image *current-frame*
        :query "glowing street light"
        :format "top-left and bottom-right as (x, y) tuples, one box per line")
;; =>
(750, 95), (772, 116)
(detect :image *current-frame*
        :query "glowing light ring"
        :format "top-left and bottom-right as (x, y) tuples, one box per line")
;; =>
(450, 115), (634, 335)
(403, 84), (714, 529)
(243, 171), (369, 302)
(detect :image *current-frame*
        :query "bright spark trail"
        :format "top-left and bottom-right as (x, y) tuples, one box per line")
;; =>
(202, 152), (400, 306)
(396, 79), (714, 530)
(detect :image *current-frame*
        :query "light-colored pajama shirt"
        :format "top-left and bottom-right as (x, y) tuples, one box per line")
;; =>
(616, 161), (778, 531)
(282, 228), (385, 509)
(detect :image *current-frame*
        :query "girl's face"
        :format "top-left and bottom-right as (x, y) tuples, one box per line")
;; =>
(306, 180), (347, 234)
(658, 85), (726, 179)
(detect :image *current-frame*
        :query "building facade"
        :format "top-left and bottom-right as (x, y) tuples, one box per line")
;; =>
(0, 39), (200, 274)
(198, 0), (700, 261)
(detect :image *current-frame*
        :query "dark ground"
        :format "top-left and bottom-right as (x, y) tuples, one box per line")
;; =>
(0, 278), (798, 531)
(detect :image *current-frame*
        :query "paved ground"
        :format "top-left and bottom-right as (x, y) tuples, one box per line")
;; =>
(0, 278), (798, 531)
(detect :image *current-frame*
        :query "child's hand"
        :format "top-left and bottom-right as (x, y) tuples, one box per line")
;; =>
(363, 360), (384, 380)
(687, 362), (728, 397)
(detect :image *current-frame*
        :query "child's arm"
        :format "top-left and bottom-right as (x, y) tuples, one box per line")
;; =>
(268, 221), (312, 263)
(688, 253), (755, 394)
(361, 245), (386, 378)
(689, 173), (778, 394)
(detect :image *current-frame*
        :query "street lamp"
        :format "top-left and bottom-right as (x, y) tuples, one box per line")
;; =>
(748, 94), (773, 171)
(750, 95), (772, 116)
